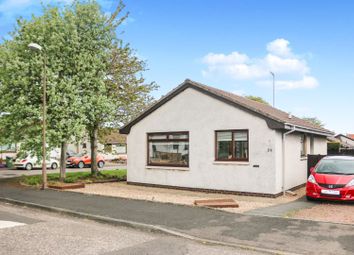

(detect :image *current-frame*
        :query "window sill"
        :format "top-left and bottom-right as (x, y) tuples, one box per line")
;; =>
(213, 161), (250, 166)
(145, 165), (189, 171)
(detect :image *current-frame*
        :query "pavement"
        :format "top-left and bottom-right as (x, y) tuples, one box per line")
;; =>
(0, 163), (125, 179)
(1, 180), (354, 255)
(246, 196), (317, 217)
(0, 203), (261, 255)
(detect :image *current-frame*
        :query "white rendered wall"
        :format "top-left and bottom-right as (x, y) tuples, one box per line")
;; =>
(127, 88), (279, 195)
(314, 137), (327, 155)
(275, 133), (328, 192)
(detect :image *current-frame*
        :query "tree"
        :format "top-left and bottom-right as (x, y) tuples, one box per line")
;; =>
(245, 95), (270, 105)
(0, 4), (86, 181)
(302, 117), (325, 128)
(70, 1), (157, 175)
(0, 0), (157, 178)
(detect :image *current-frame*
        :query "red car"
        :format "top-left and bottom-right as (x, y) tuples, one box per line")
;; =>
(66, 154), (105, 169)
(306, 156), (354, 201)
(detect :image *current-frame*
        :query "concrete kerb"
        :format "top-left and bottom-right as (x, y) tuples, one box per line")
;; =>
(0, 196), (296, 255)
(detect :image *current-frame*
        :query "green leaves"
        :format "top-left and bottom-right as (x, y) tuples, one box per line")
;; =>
(0, 2), (86, 157)
(0, 0), (157, 159)
(245, 95), (270, 105)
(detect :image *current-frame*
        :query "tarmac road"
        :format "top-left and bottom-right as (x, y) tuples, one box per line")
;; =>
(0, 202), (262, 255)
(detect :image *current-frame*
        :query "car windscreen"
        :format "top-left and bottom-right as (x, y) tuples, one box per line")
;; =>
(316, 159), (354, 175)
(69, 153), (84, 157)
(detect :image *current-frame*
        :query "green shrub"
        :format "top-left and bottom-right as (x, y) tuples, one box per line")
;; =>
(328, 142), (340, 152)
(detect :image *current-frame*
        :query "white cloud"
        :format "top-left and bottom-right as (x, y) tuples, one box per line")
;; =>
(266, 38), (292, 57)
(265, 53), (308, 75)
(257, 75), (319, 90)
(202, 38), (318, 90)
(202, 52), (249, 65)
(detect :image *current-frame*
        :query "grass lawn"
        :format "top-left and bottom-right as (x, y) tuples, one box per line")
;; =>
(20, 169), (127, 186)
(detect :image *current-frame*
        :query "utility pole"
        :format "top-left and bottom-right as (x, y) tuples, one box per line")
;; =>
(270, 71), (275, 107)
(28, 42), (47, 189)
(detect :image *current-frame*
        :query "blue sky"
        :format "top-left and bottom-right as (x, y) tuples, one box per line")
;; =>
(0, 0), (353, 134)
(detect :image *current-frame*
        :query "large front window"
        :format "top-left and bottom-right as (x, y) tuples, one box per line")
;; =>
(215, 130), (249, 161)
(147, 132), (189, 167)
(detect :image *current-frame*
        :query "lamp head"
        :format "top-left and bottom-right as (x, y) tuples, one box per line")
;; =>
(28, 43), (42, 51)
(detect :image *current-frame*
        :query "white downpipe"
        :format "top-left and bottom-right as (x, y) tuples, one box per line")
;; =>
(282, 125), (296, 195)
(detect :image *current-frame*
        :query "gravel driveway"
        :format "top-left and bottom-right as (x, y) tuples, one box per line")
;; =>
(68, 182), (305, 213)
(289, 202), (354, 224)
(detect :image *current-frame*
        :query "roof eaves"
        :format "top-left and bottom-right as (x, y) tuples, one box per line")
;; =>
(284, 123), (334, 137)
(335, 134), (354, 141)
(120, 79), (333, 136)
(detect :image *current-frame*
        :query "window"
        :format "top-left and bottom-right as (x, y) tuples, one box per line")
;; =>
(310, 136), (314, 154)
(147, 132), (189, 167)
(300, 134), (307, 157)
(215, 130), (249, 161)
(104, 144), (112, 153)
(0, 144), (16, 152)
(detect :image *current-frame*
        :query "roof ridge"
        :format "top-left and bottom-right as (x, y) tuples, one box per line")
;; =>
(184, 79), (331, 133)
(120, 79), (334, 135)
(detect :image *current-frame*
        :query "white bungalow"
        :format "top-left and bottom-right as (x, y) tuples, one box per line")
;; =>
(120, 79), (333, 197)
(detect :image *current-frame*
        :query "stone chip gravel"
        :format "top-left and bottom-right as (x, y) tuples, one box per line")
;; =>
(68, 182), (305, 213)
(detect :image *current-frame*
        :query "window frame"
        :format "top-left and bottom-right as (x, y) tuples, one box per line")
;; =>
(215, 129), (249, 162)
(147, 131), (189, 167)
(0, 144), (17, 153)
(300, 133), (307, 158)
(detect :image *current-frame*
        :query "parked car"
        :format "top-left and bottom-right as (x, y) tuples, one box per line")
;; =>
(14, 155), (59, 171)
(306, 156), (354, 201)
(66, 154), (105, 169)
(66, 150), (79, 159)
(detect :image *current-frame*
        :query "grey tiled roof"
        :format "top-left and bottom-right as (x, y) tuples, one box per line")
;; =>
(186, 79), (332, 134)
(120, 79), (333, 135)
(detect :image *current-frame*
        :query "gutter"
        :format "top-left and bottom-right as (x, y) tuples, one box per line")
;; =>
(284, 123), (334, 137)
(282, 125), (296, 196)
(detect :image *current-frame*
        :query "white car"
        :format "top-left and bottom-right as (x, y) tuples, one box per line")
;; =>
(14, 155), (59, 171)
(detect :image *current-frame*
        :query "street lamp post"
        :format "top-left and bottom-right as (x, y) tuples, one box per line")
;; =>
(28, 43), (47, 190)
(270, 71), (275, 107)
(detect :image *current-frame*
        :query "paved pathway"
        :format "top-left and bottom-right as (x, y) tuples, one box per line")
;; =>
(0, 180), (354, 255)
(246, 196), (317, 217)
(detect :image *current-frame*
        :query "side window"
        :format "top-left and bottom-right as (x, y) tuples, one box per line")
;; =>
(300, 134), (307, 157)
(310, 136), (314, 154)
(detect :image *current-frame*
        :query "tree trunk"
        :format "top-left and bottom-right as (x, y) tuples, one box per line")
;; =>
(59, 141), (67, 182)
(90, 125), (99, 176)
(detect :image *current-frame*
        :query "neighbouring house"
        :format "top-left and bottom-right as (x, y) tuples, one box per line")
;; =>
(100, 131), (127, 155)
(0, 144), (17, 162)
(120, 79), (334, 197)
(347, 134), (354, 140)
(334, 134), (354, 149)
(67, 131), (127, 160)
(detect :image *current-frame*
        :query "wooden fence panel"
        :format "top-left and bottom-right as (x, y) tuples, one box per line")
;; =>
(307, 154), (326, 177)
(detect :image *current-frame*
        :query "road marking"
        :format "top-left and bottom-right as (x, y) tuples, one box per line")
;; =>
(0, 220), (26, 229)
